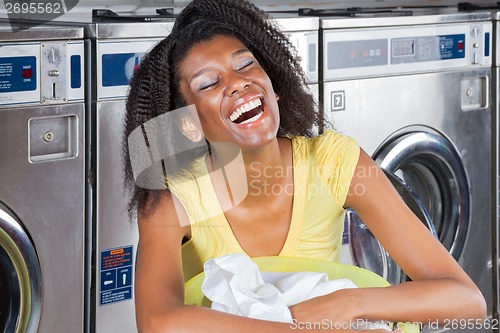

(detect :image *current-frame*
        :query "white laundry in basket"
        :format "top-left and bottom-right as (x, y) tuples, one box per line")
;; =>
(201, 253), (391, 330)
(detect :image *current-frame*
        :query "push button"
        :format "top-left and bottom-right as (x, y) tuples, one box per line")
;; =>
(22, 68), (33, 79)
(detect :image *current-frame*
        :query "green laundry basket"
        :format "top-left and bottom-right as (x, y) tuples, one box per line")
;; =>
(184, 256), (420, 333)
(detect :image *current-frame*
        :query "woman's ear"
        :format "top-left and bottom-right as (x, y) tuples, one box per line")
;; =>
(177, 116), (204, 143)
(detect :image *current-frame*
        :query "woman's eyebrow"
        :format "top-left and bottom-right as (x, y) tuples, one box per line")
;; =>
(232, 49), (251, 57)
(189, 67), (212, 85)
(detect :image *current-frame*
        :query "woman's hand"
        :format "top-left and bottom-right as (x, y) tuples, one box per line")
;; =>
(290, 291), (404, 332)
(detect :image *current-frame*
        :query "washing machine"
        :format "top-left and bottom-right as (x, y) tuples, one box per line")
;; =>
(0, 23), (86, 332)
(50, 11), (176, 333)
(269, 13), (319, 107)
(317, 9), (495, 332)
(0, 10), (174, 332)
(86, 10), (319, 332)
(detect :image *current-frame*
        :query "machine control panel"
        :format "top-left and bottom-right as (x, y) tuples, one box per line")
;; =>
(0, 56), (36, 93)
(391, 34), (465, 63)
(97, 39), (162, 100)
(97, 31), (319, 100)
(323, 22), (492, 80)
(0, 41), (84, 106)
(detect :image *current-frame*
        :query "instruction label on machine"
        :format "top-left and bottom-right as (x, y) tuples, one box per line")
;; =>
(100, 246), (133, 306)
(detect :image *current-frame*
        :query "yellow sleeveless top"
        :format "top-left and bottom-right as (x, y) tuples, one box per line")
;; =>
(169, 130), (360, 281)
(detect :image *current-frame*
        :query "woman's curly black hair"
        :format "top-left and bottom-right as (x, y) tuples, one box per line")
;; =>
(124, 0), (325, 217)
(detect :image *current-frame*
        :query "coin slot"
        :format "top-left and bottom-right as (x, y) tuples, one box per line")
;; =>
(40, 42), (67, 104)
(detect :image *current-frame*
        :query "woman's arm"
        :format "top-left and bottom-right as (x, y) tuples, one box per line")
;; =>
(135, 190), (388, 333)
(291, 149), (486, 325)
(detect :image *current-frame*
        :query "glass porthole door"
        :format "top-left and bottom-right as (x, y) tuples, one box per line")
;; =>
(346, 170), (436, 284)
(0, 202), (42, 333)
(345, 130), (468, 285)
(374, 131), (470, 261)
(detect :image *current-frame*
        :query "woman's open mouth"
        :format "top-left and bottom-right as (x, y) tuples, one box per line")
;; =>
(229, 98), (264, 125)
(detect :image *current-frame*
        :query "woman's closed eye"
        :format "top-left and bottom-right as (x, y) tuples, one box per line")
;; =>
(192, 57), (257, 91)
(197, 78), (219, 91)
(195, 61), (255, 91)
(235, 58), (256, 71)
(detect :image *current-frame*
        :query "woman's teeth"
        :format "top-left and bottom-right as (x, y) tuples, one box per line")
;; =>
(229, 98), (263, 123)
(239, 112), (263, 125)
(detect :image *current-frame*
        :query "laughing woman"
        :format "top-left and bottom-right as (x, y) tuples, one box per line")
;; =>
(123, 0), (486, 332)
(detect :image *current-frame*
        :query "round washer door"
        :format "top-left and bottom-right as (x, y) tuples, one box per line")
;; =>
(346, 170), (437, 285)
(0, 202), (42, 333)
(374, 130), (470, 261)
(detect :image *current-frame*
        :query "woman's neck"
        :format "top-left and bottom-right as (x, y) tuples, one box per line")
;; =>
(206, 137), (293, 209)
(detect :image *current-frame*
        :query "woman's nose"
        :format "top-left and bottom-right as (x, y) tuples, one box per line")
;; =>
(227, 74), (251, 96)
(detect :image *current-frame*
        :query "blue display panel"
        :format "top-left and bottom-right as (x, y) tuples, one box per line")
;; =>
(70, 55), (81, 89)
(309, 43), (317, 72)
(101, 53), (144, 87)
(0, 56), (36, 93)
(391, 34), (465, 64)
(485, 32), (490, 57)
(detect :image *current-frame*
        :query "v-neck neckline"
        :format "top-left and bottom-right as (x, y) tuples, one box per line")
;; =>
(203, 137), (304, 258)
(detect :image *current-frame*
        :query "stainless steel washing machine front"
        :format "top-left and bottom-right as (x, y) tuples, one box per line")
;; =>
(492, 10), (500, 330)
(271, 14), (319, 105)
(0, 24), (86, 332)
(320, 11), (495, 331)
(10, 14), (169, 332)
(86, 18), (175, 333)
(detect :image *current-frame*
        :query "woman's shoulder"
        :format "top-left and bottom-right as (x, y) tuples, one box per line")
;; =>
(138, 189), (191, 232)
(292, 129), (359, 153)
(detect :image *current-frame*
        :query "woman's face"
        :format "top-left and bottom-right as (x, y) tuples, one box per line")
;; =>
(178, 35), (280, 150)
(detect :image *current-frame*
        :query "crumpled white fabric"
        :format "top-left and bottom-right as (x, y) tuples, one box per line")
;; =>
(201, 253), (390, 330)
(201, 253), (294, 322)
